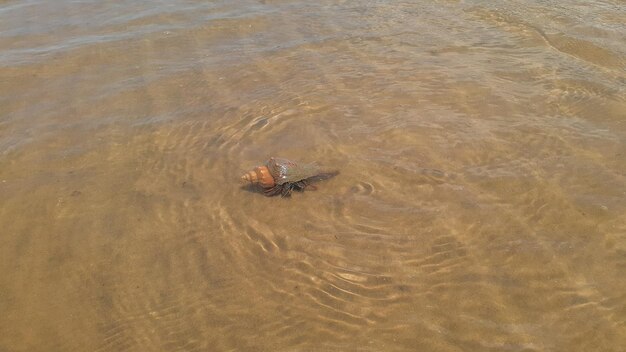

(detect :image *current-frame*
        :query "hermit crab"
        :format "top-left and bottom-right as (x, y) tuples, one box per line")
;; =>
(241, 157), (338, 197)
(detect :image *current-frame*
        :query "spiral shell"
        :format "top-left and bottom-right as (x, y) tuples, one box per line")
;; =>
(241, 166), (275, 188)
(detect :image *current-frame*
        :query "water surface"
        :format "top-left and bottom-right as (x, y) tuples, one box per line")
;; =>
(1, 0), (625, 351)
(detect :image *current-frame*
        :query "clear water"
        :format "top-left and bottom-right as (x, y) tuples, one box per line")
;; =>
(1, 1), (625, 351)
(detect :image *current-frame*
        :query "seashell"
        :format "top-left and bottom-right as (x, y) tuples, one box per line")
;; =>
(241, 157), (338, 197)
(240, 165), (275, 188)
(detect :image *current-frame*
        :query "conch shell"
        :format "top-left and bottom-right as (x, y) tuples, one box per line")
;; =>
(241, 157), (337, 197)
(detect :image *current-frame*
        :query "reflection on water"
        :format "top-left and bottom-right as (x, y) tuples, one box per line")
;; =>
(1, 0), (625, 351)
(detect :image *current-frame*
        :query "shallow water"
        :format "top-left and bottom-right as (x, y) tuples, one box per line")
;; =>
(1, 0), (625, 351)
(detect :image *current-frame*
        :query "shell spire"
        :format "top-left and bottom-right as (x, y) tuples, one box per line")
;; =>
(240, 165), (275, 188)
